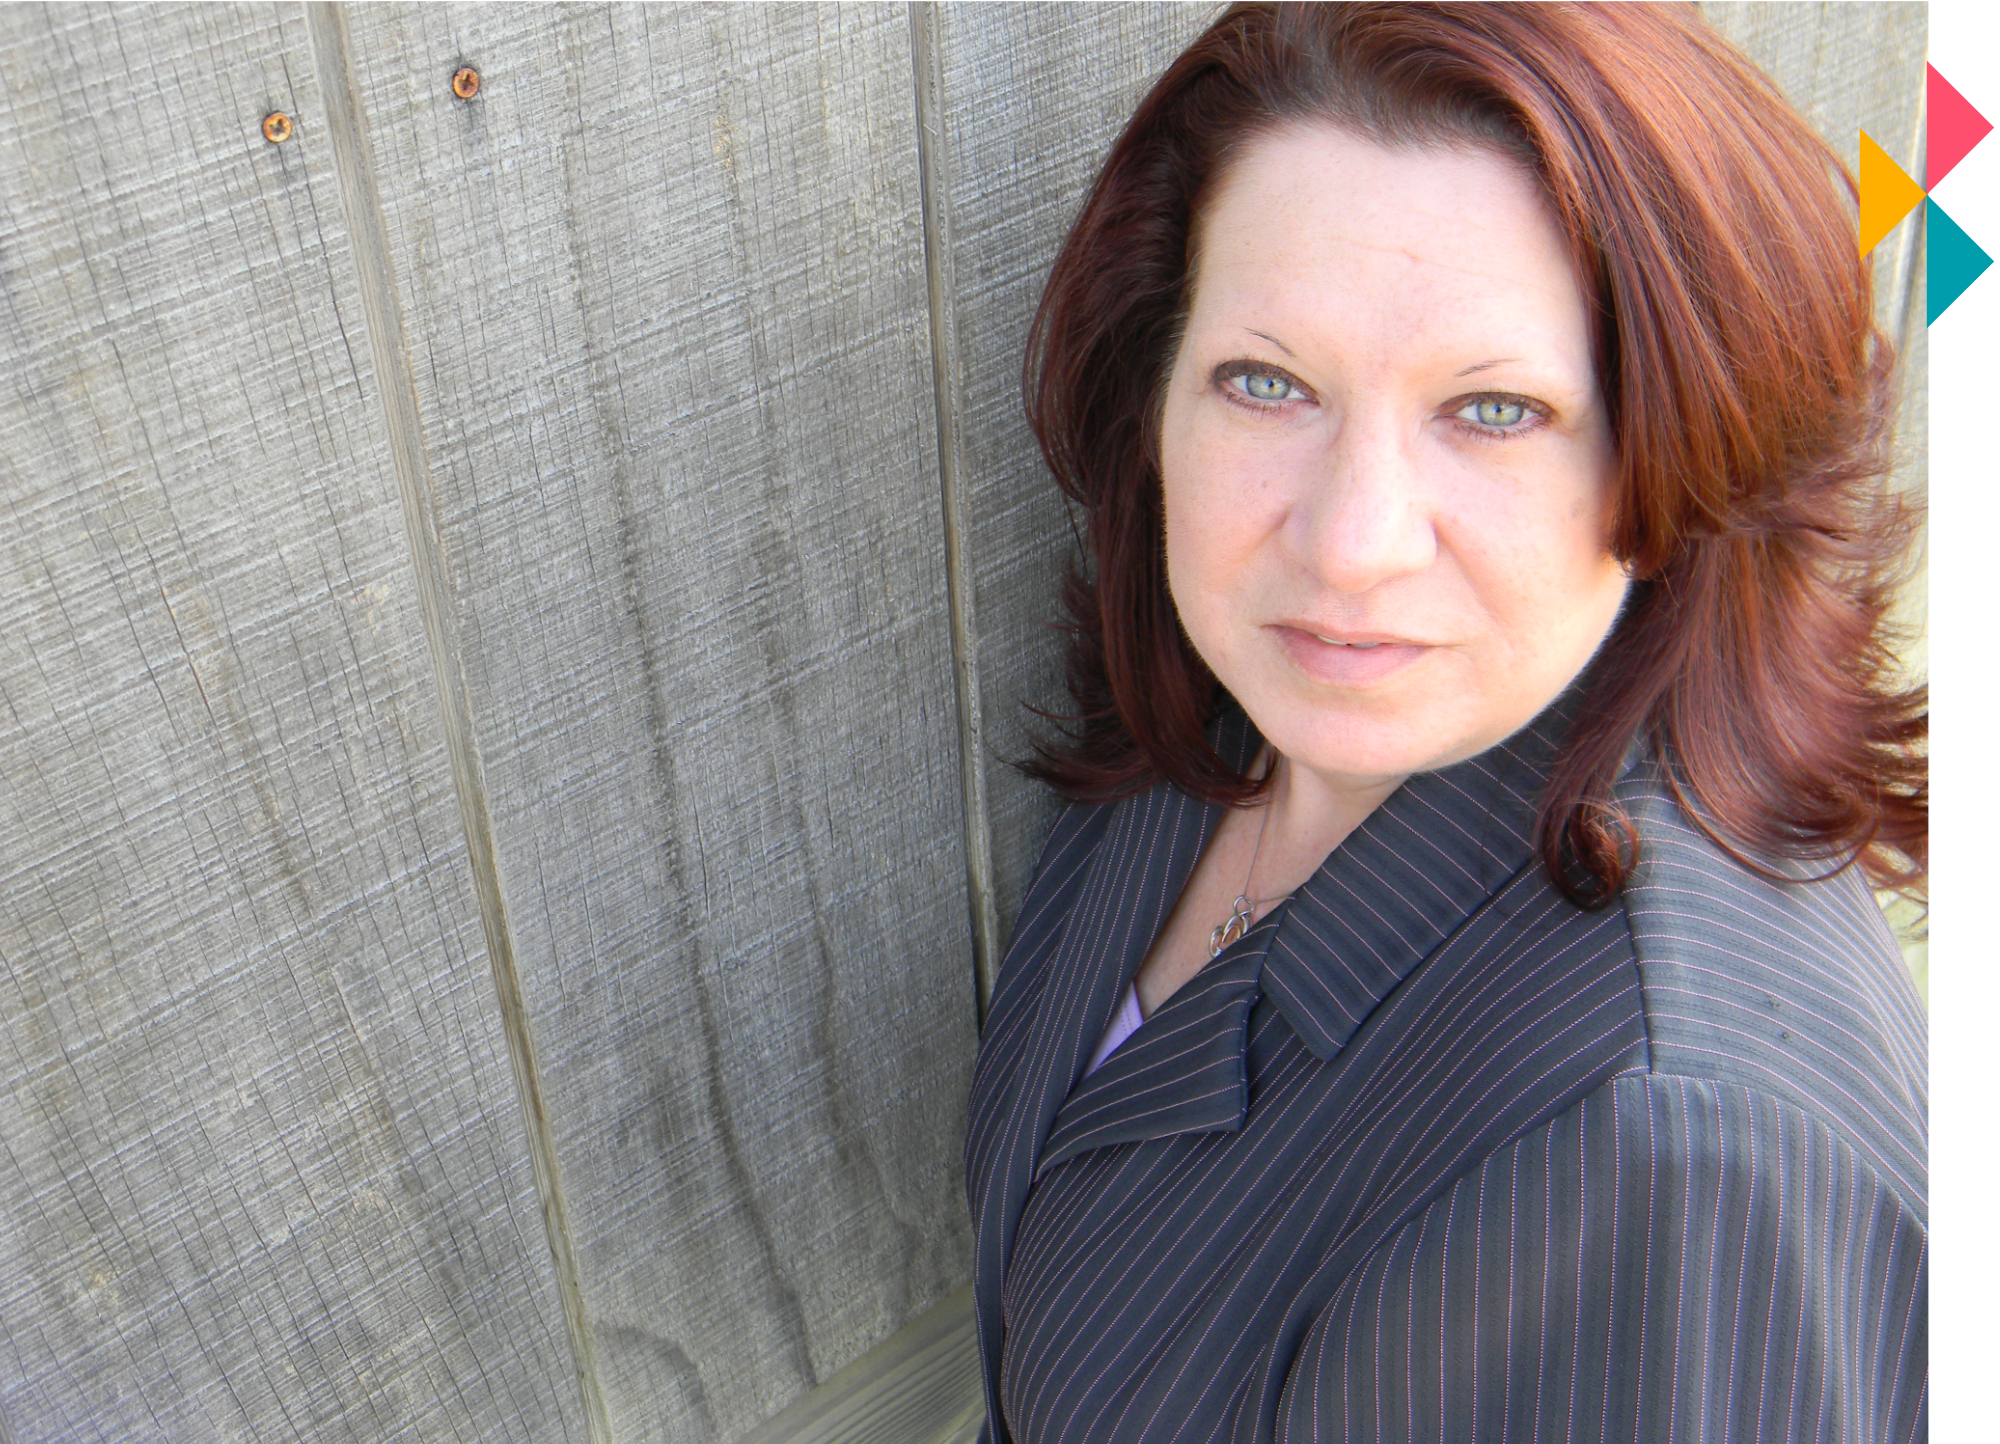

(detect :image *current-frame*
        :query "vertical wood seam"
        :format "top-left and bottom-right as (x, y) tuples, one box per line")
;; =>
(300, 7), (611, 1441)
(910, 1), (1001, 1021)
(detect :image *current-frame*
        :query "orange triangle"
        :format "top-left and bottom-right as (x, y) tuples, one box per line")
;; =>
(1859, 130), (1925, 257)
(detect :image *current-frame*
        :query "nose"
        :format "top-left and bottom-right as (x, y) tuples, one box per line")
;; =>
(1286, 405), (1438, 595)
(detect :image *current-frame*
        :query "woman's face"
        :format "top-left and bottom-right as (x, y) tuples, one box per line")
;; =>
(1159, 122), (1629, 789)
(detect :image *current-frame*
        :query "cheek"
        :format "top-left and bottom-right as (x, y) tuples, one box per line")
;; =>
(1443, 461), (1623, 652)
(1162, 429), (1241, 598)
(1524, 514), (1628, 656)
(1162, 433), (1293, 625)
(1162, 465), (1230, 625)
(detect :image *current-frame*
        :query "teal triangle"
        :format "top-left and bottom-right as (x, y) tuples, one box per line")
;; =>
(1928, 197), (1992, 324)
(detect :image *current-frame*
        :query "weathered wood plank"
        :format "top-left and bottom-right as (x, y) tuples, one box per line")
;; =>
(739, 1285), (980, 1444)
(0, 3), (581, 1440)
(929, 2), (1222, 994)
(331, 5), (978, 1439)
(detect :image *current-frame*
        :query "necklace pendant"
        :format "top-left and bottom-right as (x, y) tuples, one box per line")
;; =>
(1209, 894), (1257, 959)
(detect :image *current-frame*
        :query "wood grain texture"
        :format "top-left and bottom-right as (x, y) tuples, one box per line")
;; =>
(927, 1), (1221, 965)
(331, 5), (977, 1440)
(0, 4), (581, 1440)
(738, 1285), (979, 1444)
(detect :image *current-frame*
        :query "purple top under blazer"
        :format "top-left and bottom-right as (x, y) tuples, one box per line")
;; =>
(964, 697), (1927, 1444)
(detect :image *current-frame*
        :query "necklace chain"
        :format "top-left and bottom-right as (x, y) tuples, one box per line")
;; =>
(1209, 754), (1284, 958)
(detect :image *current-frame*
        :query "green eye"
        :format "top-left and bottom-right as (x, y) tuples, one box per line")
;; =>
(1237, 372), (1293, 402)
(1465, 397), (1528, 427)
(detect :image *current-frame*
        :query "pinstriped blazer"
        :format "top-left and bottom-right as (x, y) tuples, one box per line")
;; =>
(965, 702), (1926, 1444)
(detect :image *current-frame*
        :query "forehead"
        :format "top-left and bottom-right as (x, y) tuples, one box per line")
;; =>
(1189, 122), (1588, 346)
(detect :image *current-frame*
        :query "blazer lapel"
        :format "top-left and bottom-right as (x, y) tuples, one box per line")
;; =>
(1260, 707), (1563, 1062)
(981, 715), (1258, 1201)
(968, 721), (1247, 1443)
(1036, 913), (1274, 1179)
(1027, 702), (1578, 1182)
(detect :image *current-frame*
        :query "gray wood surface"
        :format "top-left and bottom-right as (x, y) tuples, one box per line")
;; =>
(327, 5), (977, 1441)
(0, 4), (1929, 1442)
(738, 1285), (979, 1444)
(0, 4), (581, 1441)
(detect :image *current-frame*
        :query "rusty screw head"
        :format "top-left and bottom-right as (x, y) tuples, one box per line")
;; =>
(452, 67), (480, 100)
(261, 111), (292, 144)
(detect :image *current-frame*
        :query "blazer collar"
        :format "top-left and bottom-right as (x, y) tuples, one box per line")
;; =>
(1028, 695), (1576, 1180)
(1007, 708), (1264, 1178)
(1036, 917), (1272, 1179)
(1263, 703), (1566, 1060)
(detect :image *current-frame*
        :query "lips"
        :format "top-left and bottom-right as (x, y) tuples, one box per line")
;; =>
(1271, 624), (1431, 685)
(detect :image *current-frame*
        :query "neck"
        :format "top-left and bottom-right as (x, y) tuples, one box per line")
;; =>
(1251, 748), (1407, 901)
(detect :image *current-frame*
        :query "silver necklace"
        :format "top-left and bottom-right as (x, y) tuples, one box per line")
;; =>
(1209, 757), (1284, 959)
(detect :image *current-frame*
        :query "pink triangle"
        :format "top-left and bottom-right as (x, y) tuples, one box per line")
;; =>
(1929, 64), (1993, 190)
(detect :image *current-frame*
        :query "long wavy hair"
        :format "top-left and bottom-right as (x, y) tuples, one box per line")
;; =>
(1022, 1), (1926, 903)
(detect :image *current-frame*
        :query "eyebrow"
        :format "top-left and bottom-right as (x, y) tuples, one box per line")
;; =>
(1453, 358), (1520, 377)
(1245, 329), (1297, 358)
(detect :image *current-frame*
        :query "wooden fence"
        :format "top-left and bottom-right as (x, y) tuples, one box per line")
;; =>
(0, 4), (1925, 1441)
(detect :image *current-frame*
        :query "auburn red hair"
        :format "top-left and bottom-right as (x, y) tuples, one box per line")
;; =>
(1023, 1), (1926, 902)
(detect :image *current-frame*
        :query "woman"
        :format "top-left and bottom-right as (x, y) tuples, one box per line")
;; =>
(965, 5), (1926, 1443)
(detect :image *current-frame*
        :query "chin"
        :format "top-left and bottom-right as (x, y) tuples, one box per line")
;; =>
(1244, 686), (1518, 785)
(1292, 732), (1470, 785)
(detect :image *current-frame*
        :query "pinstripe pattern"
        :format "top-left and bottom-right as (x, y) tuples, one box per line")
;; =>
(965, 710), (1926, 1443)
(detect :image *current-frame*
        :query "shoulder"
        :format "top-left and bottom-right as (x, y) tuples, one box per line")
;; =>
(1278, 1068), (1927, 1444)
(1612, 754), (1927, 1219)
